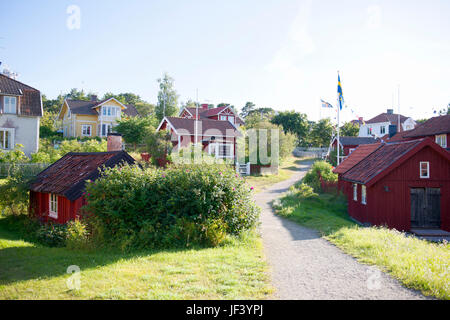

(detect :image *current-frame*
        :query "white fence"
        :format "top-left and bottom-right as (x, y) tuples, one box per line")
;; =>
(293, 147), (328, 159)
(236, 162), (251, 176)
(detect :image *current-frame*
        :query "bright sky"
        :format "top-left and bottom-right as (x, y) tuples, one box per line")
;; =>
(1, 0), (449, 122)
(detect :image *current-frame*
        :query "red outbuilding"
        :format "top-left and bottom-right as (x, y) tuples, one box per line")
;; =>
(29, 150), (135, 224)
(335, 138), (450, 232)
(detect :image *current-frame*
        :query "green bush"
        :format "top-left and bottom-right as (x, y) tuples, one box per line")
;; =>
(35, 223), (68, 247)
(302, 161), (337, 192)
(66, 220), (89, 250)
(83, 164), (260, 249)
(0, 165), (36, 216)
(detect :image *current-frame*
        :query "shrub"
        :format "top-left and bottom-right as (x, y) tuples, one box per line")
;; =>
(83, 164), (260, 249)
(36, 223), (68, 247)
(0, 165), (36, 216)
(66, 220), (89, 250)
(302, 161), (337, 192)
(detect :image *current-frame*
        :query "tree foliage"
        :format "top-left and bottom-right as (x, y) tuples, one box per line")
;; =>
(155, 73), (179, 121)
(114, 116), (153, 149)
(309, 118), (334, 147)
(340, 121), (359, 137)
(271, 111), (310, 146)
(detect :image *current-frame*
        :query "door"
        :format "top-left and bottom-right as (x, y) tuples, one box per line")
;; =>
(410, 188), (441, 228)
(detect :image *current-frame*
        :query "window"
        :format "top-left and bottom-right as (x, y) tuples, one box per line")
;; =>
(220, 115), (235, 123)
(220, 115), (228, 121)
(361, 185), (367, 204)
(3, 96), (17, 114)
(81, 125), (92, 136)
(380, 126), (386, 134)
(208, 143), (234, 159)
(101, 123), (112, 136)
(353, 183), (358, 201)
(349, 148), (356, 154)
(102, 106), (118, 116)
(435, 134), (447, 148)
(49, 194), (58, 219)
(367, 127), (372, 135)
(420, 162), (429, 178)
(227, 116), (235, 124)
(0, 128), (13, 150)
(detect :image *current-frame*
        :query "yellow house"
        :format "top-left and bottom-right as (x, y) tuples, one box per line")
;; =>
(57, 97), (139, 138)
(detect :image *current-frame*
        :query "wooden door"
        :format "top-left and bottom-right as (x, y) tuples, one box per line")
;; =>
(410, 188), (441, 228)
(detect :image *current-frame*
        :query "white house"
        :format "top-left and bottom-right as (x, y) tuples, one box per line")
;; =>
(0, 74), (42, 156)
(359, 109), (416, 138)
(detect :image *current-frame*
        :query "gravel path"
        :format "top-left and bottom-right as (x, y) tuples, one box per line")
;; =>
(255, 160), (425, 300)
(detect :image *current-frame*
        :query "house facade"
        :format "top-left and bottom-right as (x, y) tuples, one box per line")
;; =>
(57, 97), (139, 138)
(335, 139), (450, 232)
(331, 136), (377, 157)
(30, 135), (135, 224)
(0, 74), (42, 156)
(359, 109), (416, 138)
(179, 104), (244, 127)
(402, 115), (450, 151)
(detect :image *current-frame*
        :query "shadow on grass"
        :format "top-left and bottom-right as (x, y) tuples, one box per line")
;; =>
(0, 225), (207, 286)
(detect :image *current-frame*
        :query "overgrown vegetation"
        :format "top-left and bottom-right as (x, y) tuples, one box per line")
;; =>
(302, 160), (337, 192)
(273, 170), (450, 300)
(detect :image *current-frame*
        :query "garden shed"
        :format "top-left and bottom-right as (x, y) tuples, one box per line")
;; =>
(336, 138), (450, 232)
(29, 150), (135, 224)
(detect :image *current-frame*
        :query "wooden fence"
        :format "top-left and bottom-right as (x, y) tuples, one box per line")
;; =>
(0, 163), (50, 178)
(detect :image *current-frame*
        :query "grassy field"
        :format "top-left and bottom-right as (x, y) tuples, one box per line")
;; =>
(273, 187), (450, 300)
(244, 156), (313, 193)
(0, 223), (272, 300)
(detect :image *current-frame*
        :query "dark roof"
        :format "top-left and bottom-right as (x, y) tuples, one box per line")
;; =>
(342, 140), (424, 184)
(403, 115), (450, 138)
(65, 99), (139, 117)
(366, 112), (409, 124)
(182, 106), (244, 124)
(0, 74), (42, 117)
(334, 143), (381, 174)
(165, 116), (241, 137)
(30, 151), (135, 201)
(337, 136), (378, 146)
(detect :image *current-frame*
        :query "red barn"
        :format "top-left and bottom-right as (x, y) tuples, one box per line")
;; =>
(29, 150), (135, 224)
(335, 138), (450, 232)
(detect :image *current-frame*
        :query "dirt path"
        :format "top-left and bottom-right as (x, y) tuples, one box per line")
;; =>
(254, 160), (425, 300)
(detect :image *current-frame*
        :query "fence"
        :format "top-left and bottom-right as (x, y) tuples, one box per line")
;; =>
(293, 147), (328, 159)
(0, 163), (50, 178)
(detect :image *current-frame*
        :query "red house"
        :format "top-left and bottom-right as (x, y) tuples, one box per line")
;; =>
(331, 136), (377, 156)
(335, 138), (450, 233)
(29, 146), (135, 224)
(156, 105), (243, 160)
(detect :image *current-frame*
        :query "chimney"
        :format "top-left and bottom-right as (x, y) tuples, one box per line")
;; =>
(387, 109), (394, 114)
(90, 94), (98, 101)
(107, 133), (123, 151)
(358, 117), (363, 123)
(388, 125), (397, 138)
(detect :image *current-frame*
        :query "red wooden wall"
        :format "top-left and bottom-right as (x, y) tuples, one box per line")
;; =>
(30, 191), (85, 224)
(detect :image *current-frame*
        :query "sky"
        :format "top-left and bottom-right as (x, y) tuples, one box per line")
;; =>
(1, 0), (449, 122)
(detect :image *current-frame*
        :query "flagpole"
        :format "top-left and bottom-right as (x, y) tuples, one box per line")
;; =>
(337, 71), (340, 166)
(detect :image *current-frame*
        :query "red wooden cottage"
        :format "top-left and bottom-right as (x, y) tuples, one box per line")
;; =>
(334, 138), (450, 232)
(29, 149), (135, 224)
(331, 136), (378, 157)
(156, 105), (243, 160)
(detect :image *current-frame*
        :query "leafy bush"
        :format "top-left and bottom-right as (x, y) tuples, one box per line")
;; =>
(302, 161), (337, 192)
(36, 223), (68, 247)
(0, 144), (28, 164)
(66, 220), (89, 249)
(83, 164), (260, 249)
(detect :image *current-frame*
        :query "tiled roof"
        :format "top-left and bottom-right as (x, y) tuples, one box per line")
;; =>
(403, 115), (450, 138)
(0, 74), (42, 117)
(182, 106), (244, 124)
(366, 113), (409, 124)
(65, 99), (139, 117)
(337, 136), (377, 146)
(342, 139), (424, 184)
(333, 143), (381, 174)
(165, 116), (241, 137)
(30, 151), (135, 201)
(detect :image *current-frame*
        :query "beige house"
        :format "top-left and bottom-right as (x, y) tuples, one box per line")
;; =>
(57, 96), (139, 138)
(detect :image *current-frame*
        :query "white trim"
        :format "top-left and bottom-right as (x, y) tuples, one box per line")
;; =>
(178, 107), (193, 117)
(353, 183), (358, 201)
(419, 161), (430, 179)
(156, 117), (179, 135)
(361, 185), (367, 205)
(217, 105), (233, 116)
(49, 193), (58, 219)
(0, 127), (15, 150)
(91, 97), (128, 110)
(208, 143), (234, 159)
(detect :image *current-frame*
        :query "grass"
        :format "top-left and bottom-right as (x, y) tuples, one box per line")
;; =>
(273, 185), (450, 300)
(244, 156), (313, 193)
(0, 222), (273, 300)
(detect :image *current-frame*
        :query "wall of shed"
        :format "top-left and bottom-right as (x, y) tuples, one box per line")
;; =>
(29, 191), (85, 224)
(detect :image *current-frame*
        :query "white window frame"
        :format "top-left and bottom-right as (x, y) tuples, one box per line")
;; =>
(208, 143), (234, 159)
(380, 126), (386, 134)
(349, 148), (356, 154)
(0, 128), (14, 150)
(367, 127), (371, 135)
(353, 183), (358, 201)
(220, 115), (228, 121)
(435, 134), (447, 148)
(3, 96), (17, 114)
(101, 123), (112, 136)
(420, 161), (429, 179)
(49, 193), (58, 219)
(227, 116), (235, 124)
(361, 185), (367, 205)
(81, 124), (92, 137)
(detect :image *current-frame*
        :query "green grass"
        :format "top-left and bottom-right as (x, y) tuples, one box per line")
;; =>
(273, 187), (450, 300)
(0, 223), (273, 300)
(244, 156), (313, 193)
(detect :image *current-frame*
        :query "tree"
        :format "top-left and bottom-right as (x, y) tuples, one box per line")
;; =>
(40, 111), (60, 138)
(245, 108), (276, 127)
(340, 122), (359, 137)
(155, 73), (179, 121)
(240, 102), (255, 118)
(114, 116), (153, 150)
(103, 92), (155, 117)
(309, 118), (334, 147)
(271, 111), (310, 146)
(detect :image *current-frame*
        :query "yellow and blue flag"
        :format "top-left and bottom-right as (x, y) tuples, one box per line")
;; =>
(337, 74), (344, 110)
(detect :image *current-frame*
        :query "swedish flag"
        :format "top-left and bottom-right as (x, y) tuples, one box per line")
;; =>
(337, 74), (344, 110)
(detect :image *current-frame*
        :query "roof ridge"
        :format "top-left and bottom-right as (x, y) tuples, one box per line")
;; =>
(0, 73), (40, 92)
